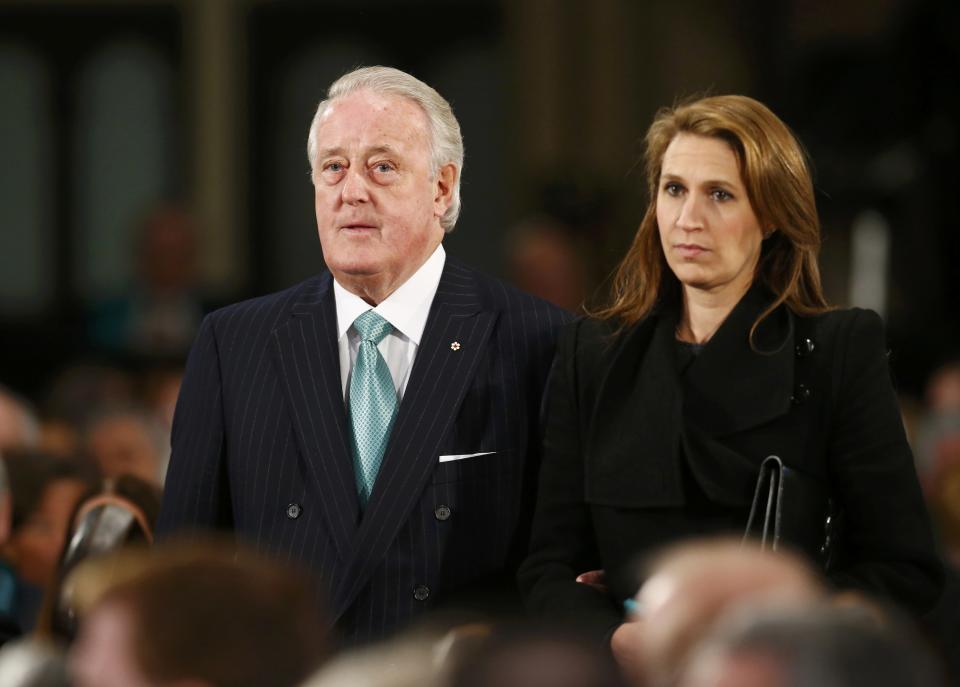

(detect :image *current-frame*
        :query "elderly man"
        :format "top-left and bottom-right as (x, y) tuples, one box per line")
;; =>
(158, 66), (570, 645)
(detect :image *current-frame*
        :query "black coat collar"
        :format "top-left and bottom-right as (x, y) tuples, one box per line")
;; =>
(681, 283), (795, 437)
(585, 283), (797, 508)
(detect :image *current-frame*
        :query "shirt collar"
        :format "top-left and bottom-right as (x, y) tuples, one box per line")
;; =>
(333, 243), (446, 345)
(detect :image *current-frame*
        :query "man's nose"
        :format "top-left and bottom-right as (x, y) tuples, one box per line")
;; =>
(341, 167), (370, 204)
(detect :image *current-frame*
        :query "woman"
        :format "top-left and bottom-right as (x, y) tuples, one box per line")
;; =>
(518, 95), (942, 643)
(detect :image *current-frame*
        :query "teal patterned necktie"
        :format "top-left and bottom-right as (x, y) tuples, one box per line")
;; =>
(349, 310), (398, 506)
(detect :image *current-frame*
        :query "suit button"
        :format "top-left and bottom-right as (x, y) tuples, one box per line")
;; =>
(286, 503), (302, 519)
(434, 505), (451, 521)
(795, 338), (815, 357)
(413, 585), (430, 602)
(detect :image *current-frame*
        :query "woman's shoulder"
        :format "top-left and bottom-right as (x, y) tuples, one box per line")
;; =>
(795, 306), (886, 343)
(560, 314), (655, 354)
(792, 307), (889, 371)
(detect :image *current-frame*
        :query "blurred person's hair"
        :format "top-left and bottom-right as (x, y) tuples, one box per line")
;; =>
(0, 451), (94, 533)
(0, 386), (40, 451)
(303, 634), (444, 687)
(306, 65), (464, 232)
(41, 365), (134, 430)
(37, 475), (162, 642)
(73, 540), (327, 687)
(447, 622), (626, 687)
(680, 604), (945, 687)
(596, 94), (829, 340)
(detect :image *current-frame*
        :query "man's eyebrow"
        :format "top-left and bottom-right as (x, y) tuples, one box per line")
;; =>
(316, 145), (400, 159)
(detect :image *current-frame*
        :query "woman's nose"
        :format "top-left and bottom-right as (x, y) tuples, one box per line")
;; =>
(675, 195), (703, 231)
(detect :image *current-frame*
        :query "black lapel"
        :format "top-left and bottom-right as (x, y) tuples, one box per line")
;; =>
(586, 308), (687, 506)
(331, 260), (498, 619)
(682, 284), (795, 437)
(270, 272), (359, 561)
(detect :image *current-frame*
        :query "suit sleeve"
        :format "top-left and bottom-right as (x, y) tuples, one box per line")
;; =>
(156, 313), (233, 536)
(518, 320), (622, 640)
(826, 309), (943, 613)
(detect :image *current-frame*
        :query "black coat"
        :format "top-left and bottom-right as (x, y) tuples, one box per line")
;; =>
(158, 258), (571, 645)
(519, 285), (943, 638)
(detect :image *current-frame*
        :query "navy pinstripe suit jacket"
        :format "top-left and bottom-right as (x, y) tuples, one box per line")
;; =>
(157, 257), (571, 644)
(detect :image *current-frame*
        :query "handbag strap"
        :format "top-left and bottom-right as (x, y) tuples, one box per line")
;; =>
(743, 455), (784, 550)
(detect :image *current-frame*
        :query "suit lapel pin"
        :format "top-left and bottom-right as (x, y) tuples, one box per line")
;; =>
(450, 341), (461, 351)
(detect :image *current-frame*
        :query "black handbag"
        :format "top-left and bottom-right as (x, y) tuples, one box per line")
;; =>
(742, 455), (840, 570)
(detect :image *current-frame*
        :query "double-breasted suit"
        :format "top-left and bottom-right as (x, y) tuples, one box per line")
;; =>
(519, 285), (942, 638)
(158, 258), (570, 644)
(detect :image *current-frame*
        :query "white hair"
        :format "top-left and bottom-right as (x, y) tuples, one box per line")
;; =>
(306, 66), (464, 232)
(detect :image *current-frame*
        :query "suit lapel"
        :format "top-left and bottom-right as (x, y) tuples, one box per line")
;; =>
(332, 260), (498, 619)
(271, 273), (359, 561)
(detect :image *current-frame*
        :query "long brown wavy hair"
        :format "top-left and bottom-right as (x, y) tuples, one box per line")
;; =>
(595, 95), (830, 334)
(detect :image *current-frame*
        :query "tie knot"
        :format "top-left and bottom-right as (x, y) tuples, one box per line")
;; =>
(353, 310), (392, 344)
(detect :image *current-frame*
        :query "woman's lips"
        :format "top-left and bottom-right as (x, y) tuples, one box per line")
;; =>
(675, 244), (708, 258)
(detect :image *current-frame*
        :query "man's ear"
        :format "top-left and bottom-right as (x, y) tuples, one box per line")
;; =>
(433, 163), (458, 217)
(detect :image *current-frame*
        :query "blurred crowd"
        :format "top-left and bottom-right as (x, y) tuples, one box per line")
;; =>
(0, 201), (958, 686)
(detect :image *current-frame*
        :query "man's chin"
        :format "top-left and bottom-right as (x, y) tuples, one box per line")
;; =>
(327, 260), (385, 280)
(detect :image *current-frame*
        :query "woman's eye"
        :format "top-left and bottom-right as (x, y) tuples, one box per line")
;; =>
(663, 182), (683, 196)
(711, 189), (733, 201)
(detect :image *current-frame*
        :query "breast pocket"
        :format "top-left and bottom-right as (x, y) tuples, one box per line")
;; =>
(432, 449), (514, 485)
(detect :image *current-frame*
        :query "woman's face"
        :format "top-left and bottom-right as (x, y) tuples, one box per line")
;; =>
(656, 133), (765, 300)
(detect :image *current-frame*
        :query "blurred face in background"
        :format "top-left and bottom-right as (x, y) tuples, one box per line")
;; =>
(9, 477), (88, 587)
(657, 134), (765, 302)
(86, 414), (166, 486)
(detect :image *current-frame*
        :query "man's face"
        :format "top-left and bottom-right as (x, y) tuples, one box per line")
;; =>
(311, 89), (453, 299)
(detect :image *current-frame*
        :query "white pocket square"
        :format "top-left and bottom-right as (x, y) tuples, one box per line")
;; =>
(438, 451), (495, 463)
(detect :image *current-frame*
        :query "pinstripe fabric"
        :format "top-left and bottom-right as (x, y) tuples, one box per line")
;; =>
(157, 257), (571, 645)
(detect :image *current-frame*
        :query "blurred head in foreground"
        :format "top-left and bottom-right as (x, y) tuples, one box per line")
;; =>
(628, 539), (826, 687)
(68, 540), (328, 687)
(678, 605), (944, 687)
(448, 623), (626, 687)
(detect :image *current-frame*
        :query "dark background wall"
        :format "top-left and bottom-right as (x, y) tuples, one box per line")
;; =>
(0, 0), (957, 398)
